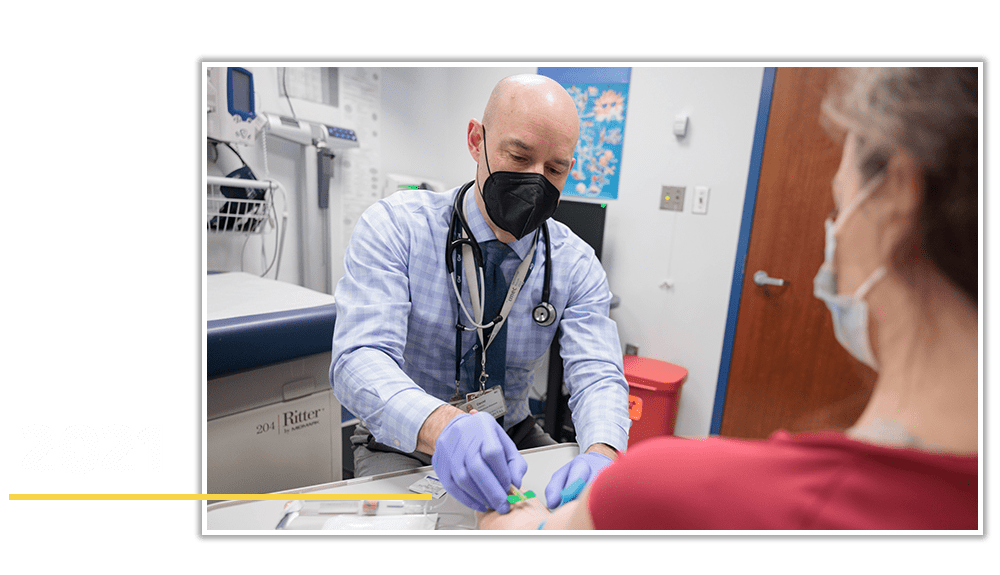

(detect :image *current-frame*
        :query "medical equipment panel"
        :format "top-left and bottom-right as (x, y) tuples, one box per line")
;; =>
(260, 112), (360, 150)
(207, 66), (263, 146)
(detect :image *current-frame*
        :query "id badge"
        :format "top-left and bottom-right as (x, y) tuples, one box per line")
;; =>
(463, 386), (507, 419)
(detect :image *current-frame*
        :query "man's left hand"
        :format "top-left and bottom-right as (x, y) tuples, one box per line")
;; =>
(544, 451), (613, 509)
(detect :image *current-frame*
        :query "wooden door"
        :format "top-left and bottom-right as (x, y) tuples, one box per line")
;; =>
(719, 68), (877, 439)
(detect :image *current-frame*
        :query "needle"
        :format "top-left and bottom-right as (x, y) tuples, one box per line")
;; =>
(507, 485), (538, 506)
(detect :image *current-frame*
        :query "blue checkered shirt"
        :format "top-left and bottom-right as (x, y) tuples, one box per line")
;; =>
(330, 185), (630, 454)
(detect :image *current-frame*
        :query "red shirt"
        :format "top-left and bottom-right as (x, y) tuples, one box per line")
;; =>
(589, 431), (978, 530)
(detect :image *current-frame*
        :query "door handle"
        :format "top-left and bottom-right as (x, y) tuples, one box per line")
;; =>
(753, 270), (787, 287)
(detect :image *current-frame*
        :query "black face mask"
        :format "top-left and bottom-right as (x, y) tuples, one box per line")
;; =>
(479, 127), (562, 240)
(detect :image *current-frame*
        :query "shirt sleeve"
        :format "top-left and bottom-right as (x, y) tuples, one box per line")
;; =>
(329, 200), (444, 453)
(588, 437), (714, 529)
(558, 250), (631, 453)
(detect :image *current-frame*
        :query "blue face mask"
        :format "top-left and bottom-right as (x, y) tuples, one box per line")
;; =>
(813, 175), (886, 370)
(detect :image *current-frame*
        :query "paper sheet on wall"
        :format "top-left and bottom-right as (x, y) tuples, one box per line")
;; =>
(280, 67), (337, 106)
(337, 67), (383, 248)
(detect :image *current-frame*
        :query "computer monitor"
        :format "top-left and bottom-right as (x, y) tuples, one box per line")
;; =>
(543, 198), (609, 441)
(552, 199), (607, 261)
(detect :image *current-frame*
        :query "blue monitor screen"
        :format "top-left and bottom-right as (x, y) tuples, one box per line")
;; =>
(227, 67), (255, 120)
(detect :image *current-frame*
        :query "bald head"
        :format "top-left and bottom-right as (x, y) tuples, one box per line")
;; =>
(482, 74), (579, 135)
(466, 74), (580, 242)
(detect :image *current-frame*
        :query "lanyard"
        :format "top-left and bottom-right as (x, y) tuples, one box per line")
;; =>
(451, 226), (538, 397)
(462, 229), (538, 354)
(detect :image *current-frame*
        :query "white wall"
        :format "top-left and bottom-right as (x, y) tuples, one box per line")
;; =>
(206, 65), (765, 438)
(603, 67), (763, 437)
(381, 66), (534, 188)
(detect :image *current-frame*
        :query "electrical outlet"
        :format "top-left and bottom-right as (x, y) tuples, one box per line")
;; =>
(660, 186), (685, 211)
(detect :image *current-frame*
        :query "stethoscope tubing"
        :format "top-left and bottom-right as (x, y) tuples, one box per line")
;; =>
(446, 181), (555, 395)
(446, 181), (552, 327)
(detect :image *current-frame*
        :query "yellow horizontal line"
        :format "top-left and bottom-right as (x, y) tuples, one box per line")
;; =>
(9, 494), (432, 501)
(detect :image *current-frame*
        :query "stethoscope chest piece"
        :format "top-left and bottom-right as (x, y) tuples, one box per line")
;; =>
(532, 302), (556, 327)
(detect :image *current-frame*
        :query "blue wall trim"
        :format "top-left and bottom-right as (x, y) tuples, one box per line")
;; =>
(709, 67), (777, 435)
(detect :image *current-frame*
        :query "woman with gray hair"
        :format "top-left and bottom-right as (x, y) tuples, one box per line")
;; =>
(477, 67), (979, 530)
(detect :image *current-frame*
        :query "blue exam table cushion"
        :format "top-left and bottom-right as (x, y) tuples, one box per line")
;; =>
(207, 272), (337, 377)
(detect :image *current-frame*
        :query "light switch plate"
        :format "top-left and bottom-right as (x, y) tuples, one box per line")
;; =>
(693, 186), (710, 214)
(660, 186), (685, 211)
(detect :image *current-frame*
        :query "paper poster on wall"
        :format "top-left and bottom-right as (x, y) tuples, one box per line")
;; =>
(539, 67), (631, 201)
(339, 67), (383, 247)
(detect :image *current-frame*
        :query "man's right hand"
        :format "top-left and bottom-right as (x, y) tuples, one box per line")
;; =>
(430, 411), (527, 514)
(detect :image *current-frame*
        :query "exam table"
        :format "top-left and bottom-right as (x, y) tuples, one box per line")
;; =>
(205, 443), (579, 531)
(207, 272), (341, 496)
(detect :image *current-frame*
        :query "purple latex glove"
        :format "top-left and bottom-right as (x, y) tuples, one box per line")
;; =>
(431, 412), (528, 514)
(544, 452), (613, 509)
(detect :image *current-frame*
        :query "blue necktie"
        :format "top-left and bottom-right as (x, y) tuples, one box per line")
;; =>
(478, 241), (511, 410)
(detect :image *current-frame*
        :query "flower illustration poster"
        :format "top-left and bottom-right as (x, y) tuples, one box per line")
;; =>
(562, 81), (630, 200)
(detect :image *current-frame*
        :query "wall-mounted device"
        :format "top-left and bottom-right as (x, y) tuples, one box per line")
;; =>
(262, 112), (360, 210)
(262, 112), (324, 146)
(660, 185), (685, 212)
(207, 67), (265, 146)
(262, 112), (359, 151)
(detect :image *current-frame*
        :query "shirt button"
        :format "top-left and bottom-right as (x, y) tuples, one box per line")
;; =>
(394, 439), (400, 447)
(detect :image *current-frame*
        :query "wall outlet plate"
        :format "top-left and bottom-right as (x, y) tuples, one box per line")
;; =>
(660, 186), (685, 211)
(693, 186), (710, 215)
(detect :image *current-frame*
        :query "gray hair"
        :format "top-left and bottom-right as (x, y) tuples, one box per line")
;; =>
(821, 67), (978, 301)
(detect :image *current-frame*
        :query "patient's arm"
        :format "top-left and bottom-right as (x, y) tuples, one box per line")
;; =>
(475, 485), (596, 530)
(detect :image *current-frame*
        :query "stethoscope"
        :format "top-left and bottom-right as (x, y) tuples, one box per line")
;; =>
(445, 180), (554, 399)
